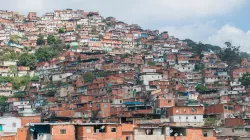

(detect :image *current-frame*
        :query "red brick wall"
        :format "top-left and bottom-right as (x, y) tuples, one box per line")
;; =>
(51, 125), (75, 140)
(157, 98), (175, 108)
(206, 104), (224, 115)
(19, 116), (41, 127)
(76, 124), (122, 140)
(206, 104), (234, 115)
(168, 106), (204, 115)
(225, 118), (244, 127)
(165, 128), (216, 140)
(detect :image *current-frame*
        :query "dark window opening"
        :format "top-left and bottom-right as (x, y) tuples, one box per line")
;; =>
(111, 128), (116, 132)
(170, 128), (187, 136)
(60, 129), (66, 134)
(145, 128), (153, 135)
(203, 132), (208, 137)
(94, 125), (106, 133)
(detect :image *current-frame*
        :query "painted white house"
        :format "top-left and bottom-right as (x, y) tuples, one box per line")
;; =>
(140, 73), (163, 85)
(0, 117), (21, 132)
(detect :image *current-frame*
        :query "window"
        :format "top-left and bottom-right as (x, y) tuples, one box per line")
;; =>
(203, 132), (208, 137)
(168, 100), (171, 103)
(186, 117), (188, 119)
(60, 129), (66, 134)
(111, 128), (116, 132)
(194, 116), (196, 119)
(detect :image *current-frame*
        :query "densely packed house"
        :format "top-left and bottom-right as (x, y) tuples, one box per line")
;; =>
(0, 9), (248, 140)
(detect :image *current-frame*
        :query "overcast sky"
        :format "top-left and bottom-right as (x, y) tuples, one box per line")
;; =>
(1, 0), (250, 52)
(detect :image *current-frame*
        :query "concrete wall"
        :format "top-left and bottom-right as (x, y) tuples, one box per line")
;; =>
(134, 135), (165, 140)
(170, 115), (203, 123)
(0, 117), (21, 133)
(140, 74), (163, 85)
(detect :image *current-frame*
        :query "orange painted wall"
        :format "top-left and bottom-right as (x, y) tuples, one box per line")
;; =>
(19, 116), (41, 127)
(51, 125), (75, 140)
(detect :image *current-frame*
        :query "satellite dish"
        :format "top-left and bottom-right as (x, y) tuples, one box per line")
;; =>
(170, 129), (173, 133)
(174, 133), (178, 137)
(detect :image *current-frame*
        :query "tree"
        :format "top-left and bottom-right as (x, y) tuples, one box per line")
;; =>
(0, 96), (7, 105)
(217, 42), (241, 67)
(9, 65), (18, 76)
(239, 73), (250, 86)
(31, 76), (39, 81)
(0, 49), (20, 61)
(185, 39), (221, 53)
(36, 35), (45, 46)
(10, 35), (19, 44)
(35, 46), (58, 62)
(13, 75), (31, 90)
(76, 25), (82, 30)
(195, 84), (207, 92)
(99, 34), (104, 39)
(58, 28), (65, 33)
(47, 90), (57, 97)
(194, 63), (205, 71)
(47, 34), (56, 45)
(91, 26), (97, 34)
(148, 61), (156, 66)
(192, 42), (203, 55)
(240, 52), (250, 61)
(18, 53), (37, 70)
(120, 53), (131, 59)
(204, 117), (217, 126)
(83, 72), (94, 82)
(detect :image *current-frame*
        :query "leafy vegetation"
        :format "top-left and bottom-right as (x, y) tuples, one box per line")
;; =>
(217, 42), (242, 67)
(47, 34), (56, 45)
(240, 52), (250, 61)
(239, 73), (250, 86)
(120, 53), (131, 59)
(46, 90), (57, 97)
(58, 28), (65, 33)
(0, 96), (7, 105)
(83, 72), (94, 82)
(10, 35), (20, 44)
(148, 61), (156, 66)
(0, 75), (34, 90)
(95, 71), (112, 77)
(76, 25), (82, 30)
(194, 63), (205, 71)
(18, 53), (37, 70)
(204, 117), (217, 126)
(36, 35), (45, 46)
(195, 84), (207, 92)
(185, 39), (221, 54)
(0, 48), (20, 61)
(35, 46), (59, 62)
